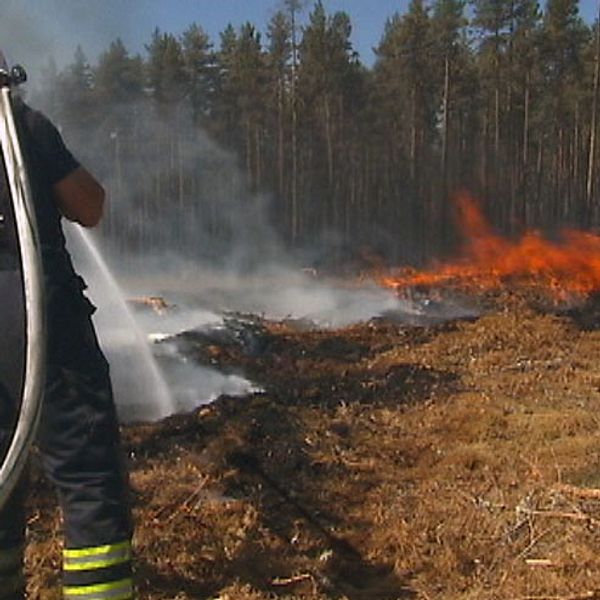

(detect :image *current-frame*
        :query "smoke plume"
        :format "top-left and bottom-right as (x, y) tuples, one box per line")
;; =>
(0, 0), (126, 84)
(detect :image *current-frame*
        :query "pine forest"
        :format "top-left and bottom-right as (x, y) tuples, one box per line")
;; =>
(31, 0), (600, 269)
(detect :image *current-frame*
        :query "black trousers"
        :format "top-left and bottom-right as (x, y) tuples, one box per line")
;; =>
(0, 289), (133, 599)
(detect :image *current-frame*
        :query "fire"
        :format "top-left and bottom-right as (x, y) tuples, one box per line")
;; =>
(380, 192), (600, 300)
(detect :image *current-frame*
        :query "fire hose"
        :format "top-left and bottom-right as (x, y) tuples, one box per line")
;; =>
(0, 63), (46, 511)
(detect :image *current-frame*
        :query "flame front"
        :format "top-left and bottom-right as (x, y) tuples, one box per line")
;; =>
(380, 193), (600, 299)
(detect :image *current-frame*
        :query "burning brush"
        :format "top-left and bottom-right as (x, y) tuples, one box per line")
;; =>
(380, 193), (600, 304)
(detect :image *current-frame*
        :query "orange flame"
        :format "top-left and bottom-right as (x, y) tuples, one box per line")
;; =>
(380, 193), (600, 300)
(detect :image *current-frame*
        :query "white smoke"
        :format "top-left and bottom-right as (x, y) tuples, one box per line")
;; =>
(7, 20), (478, 421)
(0, 0), (128, 84)
(64, 99), (476, 332)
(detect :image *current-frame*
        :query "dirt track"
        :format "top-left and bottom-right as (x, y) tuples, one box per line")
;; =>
(26, 290), (600, 599)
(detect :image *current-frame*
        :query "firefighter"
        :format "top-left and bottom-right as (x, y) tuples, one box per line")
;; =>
(0, 62), (134, 599)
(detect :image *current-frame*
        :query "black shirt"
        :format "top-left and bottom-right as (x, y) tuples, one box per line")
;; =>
(14, 99), (82, 291)
(15, 101), (101, 362)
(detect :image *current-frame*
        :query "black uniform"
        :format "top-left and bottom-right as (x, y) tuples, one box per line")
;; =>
(0, 100), (133, 600)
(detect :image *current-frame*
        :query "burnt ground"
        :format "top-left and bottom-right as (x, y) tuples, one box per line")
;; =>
(24, 289), (600, 599)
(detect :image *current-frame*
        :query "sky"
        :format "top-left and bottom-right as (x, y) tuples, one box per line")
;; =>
(0, 0), (597, 82)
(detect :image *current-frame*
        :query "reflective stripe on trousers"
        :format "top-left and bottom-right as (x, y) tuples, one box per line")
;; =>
(63, 578), (133, 600)
(63, 540), (133, 600)
(0, 544), (24, 600)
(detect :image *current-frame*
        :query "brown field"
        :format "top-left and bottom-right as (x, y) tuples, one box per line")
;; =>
(25, 289), (600, 600)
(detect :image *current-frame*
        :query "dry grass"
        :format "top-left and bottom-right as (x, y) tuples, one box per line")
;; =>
(24, 290), (600, 599)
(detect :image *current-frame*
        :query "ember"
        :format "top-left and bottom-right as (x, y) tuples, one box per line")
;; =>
(381, 192), (600, 301)
(129, 295), (172, 314)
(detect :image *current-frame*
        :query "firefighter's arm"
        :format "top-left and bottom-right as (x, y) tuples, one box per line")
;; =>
(53, 167), (105, 228)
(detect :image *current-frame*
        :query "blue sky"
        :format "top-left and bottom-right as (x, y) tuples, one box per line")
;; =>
(0, 0), (411, 74)
(127, 1), (599, 64)
(127, 0), (409, 64)
(60, 1), (600, 65)
(0, 0), (597, 80)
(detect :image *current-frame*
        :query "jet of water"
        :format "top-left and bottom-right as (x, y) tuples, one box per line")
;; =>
(63, 223), (175, 422)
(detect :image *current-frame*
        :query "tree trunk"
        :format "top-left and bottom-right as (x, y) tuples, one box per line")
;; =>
(277, 77), (285, 199)
(410, 86), (417, 181)
(292, 104), (299, 241)
(441, 54), (450, 188)
(323, 95), (335, 227)
(245, 116), (252, 187)
(290, 3), (299, 244)
(255, 124), (261, 189)
(587, 6), (600, 216)
(523, 72), (530, 168)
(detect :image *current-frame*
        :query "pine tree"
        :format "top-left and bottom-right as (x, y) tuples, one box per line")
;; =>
(234, 22), (266, 188)
(181, 23), (215, 125)
(586, 13), (600, 216)
(94, 39), (144, 105)
(211, 24), (239, 147)
(538, 0), (589, 222)
(298, 1), (361, 239)
(430, 0), (468, 251)
(92, 38), (145, 215)
(471, 0), (514, 176)
(146, 28), (188, 108)
(283, 0), (306, 243)
(510, 0), (542, 168)
(55, 46), (96, 145)
(373, 1), (438, 259)
(266, 11), (292, 205)
(431, 0), (467, 185)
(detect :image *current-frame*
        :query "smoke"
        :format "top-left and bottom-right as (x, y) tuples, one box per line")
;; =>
(152, 338), (261, 414)
(65, 224), (258, 421)
(57, 97), (474, 330)
(15, 29), (476, 419)
(122, 261), (414, 328)
(0, 0), (126, 85)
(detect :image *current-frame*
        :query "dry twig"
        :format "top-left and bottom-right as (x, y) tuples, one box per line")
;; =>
(554, 483), (600, 500)
(271, 573), (313, 586)
(519, 508), (598, 524)
(520, 592), (600, 600)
